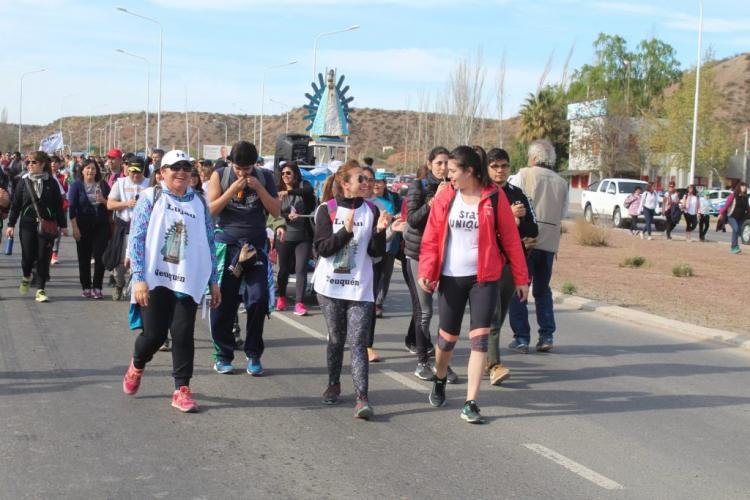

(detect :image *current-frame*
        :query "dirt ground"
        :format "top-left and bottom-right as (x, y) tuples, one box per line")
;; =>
(551, 223), (748, 334)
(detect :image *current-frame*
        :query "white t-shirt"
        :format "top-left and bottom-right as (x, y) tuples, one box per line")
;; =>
(442, 191), (479, 277)
(684, 194), (699, 215)
(109, 176), (150, 222)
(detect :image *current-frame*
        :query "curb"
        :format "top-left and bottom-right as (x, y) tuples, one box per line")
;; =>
(550, 291), (750, 352)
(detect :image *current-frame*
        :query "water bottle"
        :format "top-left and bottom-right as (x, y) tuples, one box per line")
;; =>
(4, 235), (13, 256)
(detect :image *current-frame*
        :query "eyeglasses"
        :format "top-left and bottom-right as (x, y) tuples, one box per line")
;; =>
(167, 163), (193, 172)
(361, 176), (374, 183)
(281, 170), (293, 176)
(28, 160), (38, 165)
(489, 162), (510, 170)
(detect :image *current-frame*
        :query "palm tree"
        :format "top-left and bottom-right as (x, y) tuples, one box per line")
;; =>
(519, 87), (565, 143)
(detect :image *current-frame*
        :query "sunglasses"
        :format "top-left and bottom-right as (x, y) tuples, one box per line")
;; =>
(281, 170), (293, 176)
(361, 176), (374, 183)
(28, 160), (38, 165)
(167, 163), (193, 172)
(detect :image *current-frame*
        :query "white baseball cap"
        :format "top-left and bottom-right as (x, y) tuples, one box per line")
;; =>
(161, 150), (191, 168)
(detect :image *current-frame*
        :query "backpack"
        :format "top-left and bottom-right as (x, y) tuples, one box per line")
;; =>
(489, 190), (508, 260)
(152, 184), (208, 213)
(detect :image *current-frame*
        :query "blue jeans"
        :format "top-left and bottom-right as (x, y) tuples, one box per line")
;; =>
(728, 217), (740, 248)
(509, 249), (556, 343)
(642, 207), (654, 236)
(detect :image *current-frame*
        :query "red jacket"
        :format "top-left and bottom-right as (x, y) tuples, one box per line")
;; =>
(418, 184), (529, 285)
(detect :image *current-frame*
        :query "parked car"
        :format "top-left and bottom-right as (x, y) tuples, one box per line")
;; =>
(703, 189), (732, 216)
(581, 178), (665, 229)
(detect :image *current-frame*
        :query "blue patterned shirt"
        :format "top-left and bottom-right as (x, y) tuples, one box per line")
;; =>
(129, 184), (218, 286)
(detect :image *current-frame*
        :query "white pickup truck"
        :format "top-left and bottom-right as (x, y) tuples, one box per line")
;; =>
(581, 178), (665, 229)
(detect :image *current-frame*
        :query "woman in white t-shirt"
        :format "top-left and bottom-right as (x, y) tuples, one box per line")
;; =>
(313, 160), (390, 420)
(418, 146), (529, 424)
(680, 184), (700, 242)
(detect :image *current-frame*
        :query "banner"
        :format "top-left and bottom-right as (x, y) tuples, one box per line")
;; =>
(203, 144), (228, 160)
(39, 132), (64, 154)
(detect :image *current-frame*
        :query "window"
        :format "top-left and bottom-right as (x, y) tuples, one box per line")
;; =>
(618, 181), (647, 194)
(606, 183), (616, 195)
(599, 181), (609, 193)
(587, 181), (600, 192)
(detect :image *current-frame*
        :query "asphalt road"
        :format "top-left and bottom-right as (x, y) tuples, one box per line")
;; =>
(2, 237), (750, 499)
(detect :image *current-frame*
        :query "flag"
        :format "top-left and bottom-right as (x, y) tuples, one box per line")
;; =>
(39, 132), (64, 154)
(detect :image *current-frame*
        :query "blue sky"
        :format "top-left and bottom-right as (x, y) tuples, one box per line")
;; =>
(2, 0), (749, 126)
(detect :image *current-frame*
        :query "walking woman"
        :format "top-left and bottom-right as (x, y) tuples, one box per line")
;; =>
(699, 190), (712, 241)
(122, 150), (221, 413)
(50, 155), (69, 265)
(624, 186), (643, 236)
(418, 146), (529, 424)
(681, 184), (700, 242)
(720, 182), (750, 254)
(68, 159), (111, 298)
(313, 160), (389, 419)
(275, 161), (316, 315)
(404, 147), (459, 382)
(5, 151), (68, 302)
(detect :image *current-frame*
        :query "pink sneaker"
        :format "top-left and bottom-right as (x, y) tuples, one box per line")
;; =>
(92, 289), (104, 300)
(171, 386), (198, 413)
(293, 302), (308, 316)
(122, 359), (143, 395)
(275, 296), (287, 311)
(81, 289), (93, 299)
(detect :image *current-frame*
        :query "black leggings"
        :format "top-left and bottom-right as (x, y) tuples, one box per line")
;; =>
(19, 221), (53, 289)
(133, 286), (198, 389)
(684, 213), (698, 232)
(438, 275), (499, 335)
(276, 239), (311, 303)
(75, 219), (110, 289)
(699, 214), (710, 240)
(404, 256), (432, 362)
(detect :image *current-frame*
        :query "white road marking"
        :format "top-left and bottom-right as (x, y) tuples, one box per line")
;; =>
(271, 313), (430, 394)
(381, 369), (430, 393)
(272, 312), (327, 340)
(523, 443), (625, 490)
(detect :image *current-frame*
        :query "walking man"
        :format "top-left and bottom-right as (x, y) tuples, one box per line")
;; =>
(509, 139), (567, 352)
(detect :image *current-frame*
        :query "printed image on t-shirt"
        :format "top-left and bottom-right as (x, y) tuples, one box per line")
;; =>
(332, 240), (358, 273)
(161, 220), (188, 264)
(449, 208), (479, 230)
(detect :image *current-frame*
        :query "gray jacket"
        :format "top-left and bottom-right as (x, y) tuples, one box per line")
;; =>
(511, 166), (568, 253)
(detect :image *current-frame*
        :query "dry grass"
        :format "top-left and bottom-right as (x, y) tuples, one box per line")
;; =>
(571, 218), (610, 247)
(672, 263), (694, 277)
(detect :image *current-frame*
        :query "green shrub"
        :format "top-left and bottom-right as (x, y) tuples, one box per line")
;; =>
(622, 256), (647, 268)
(561, 282), (577, 295)
(672, 263), (694, 277)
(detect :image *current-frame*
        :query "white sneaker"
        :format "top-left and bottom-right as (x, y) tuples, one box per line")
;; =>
(647, 236), (653, 240)
(639, 232), (644, 239)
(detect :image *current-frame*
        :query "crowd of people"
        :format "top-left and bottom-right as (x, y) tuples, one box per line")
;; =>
(3, 136), (741, 424)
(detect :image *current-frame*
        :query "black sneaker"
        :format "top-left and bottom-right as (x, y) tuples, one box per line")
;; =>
(429, 377), (447, 407)
(414, 362), (435, 381)
(461, 400), (485, 424)
(323, 383), (341, 405)
(405, 343), (417, 354)
(434, 365), (459, 384)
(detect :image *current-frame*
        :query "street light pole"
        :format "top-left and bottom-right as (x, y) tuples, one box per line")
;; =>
(88, 104), (108, 155)
(688, 0), (703, 186)
(312, 25), (360, 81)
(260, 60), (297, 155)
(117, 7), (163, 149)
(116, 49), (150, 153)
(18, 68), (46, 152)
(270, 98), (290, 133)
(214, 120), (228, 149)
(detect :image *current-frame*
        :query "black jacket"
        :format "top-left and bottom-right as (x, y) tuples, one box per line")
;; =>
(501, 182), (538, 242)
(313, 196), (385, 259)
(8, 176), (67, 229)
(404, 171), (442, 260)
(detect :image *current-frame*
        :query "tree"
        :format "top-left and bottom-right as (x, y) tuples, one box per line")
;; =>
(567, 33), (681, 115)
(647, 61), (734, 179)
(518, 86), (569, 169)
